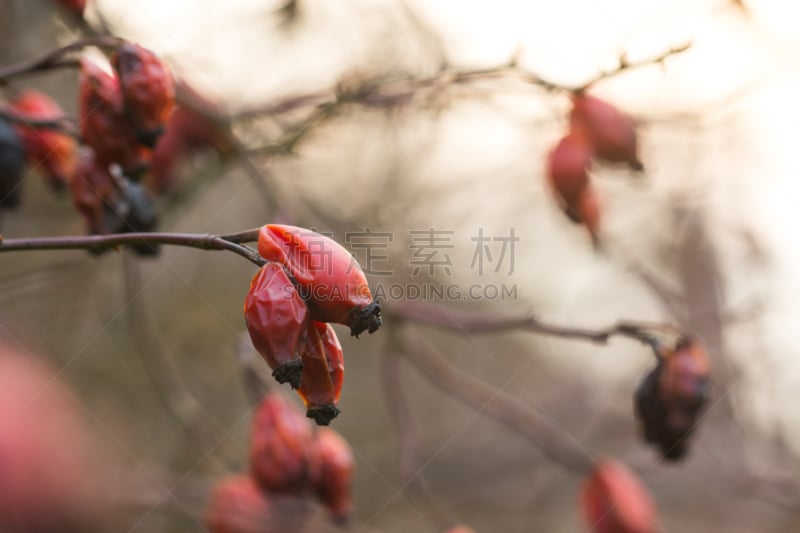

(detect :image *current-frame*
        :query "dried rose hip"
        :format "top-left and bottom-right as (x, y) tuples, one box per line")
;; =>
(0, 117), (26, 210)
(79, 58), (146, 175)
(547, 129), (591, 207)
(250, 393), (314, 493)
(570, 94), (642, 170)
(309, 428), (354, 523)
(257, 224), (381, 337)
(297, 322), (344, 425)
(11, 90), (77, 190)
(244, 263), (310, 389)
(635, 338), (709, 460)
(70, 149), (119, 235)
(111, 43), (175, 148)
(580, 459), (655, 533)
(206, 476), (272, 533)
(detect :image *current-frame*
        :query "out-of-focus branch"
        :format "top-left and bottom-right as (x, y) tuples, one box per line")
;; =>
(385, 300), (682, 355)
(0, 36), (122, 82)
(381, 330), (454, 531)
(122, 253), (235, 473)
(0, 230), (266, 266)
(394, 322), (595, 474)
(0, 107), (80, 137)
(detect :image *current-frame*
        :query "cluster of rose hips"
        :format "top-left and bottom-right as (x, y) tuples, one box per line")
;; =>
(546, 93), (641, 243)
(245, 224), (381, 425)
(206, 393), (354, 532)
(0, 40), (177, 257)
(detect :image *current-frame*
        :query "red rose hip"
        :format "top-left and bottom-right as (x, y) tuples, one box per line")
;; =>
(297, 321), (344, 425)
(244, 263), (310, 388)
(257, 224), (381, 337)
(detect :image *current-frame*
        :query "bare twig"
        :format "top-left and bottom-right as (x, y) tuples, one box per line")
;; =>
(0, 230), (266, 266)
(385, 300), (682, 355)
(395, 324), (595, 473)
(0, 107), (80, 137)
(0, 36), (123, 82)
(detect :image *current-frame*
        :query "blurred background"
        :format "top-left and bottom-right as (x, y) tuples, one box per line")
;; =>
(2, 0), (800, 530)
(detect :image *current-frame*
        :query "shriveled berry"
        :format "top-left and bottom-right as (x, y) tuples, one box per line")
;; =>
(249, 393), (314, 493)
(11, 90), (77, 191)
(309, 428), (354, 523)
(635, 338), (709, 460)
(571, 94), (642, 170)
(111, 43), (175, 148)
(580, 459), (655, 533)
(79, 58), (146, 175)
(257, 224), (380, 337)
(297, 322), (344, 425)
(244, 263), (310, 389)
(0, 117), (26, 210)
(70, 149), (119, 235)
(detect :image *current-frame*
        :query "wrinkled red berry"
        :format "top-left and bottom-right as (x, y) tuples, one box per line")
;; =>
(79, 58), (147, 175)
(111, 43), (175, 148)
(249, 393), (314, 493)
(297, 322), (344, 425)
(571, 94), (642, 170)
(11, 91), (77, 190)
(580, 459), (655, 533)
(244, 263), (310, 389)
(309, 428), (354, 523)
(257, 224), (381, 337)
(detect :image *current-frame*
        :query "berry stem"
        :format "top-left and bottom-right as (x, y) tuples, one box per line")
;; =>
(0, 36), (123, 82)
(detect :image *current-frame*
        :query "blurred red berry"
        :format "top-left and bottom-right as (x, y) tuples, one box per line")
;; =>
(258, 224), (381, 337)
(250, 393), (314, 493)
(111, 43), (175, 148)
(244, 263), (310, 389)
(547, 128), (591, 207)
(54, 0), (86, 16)
(70, 149), (119, 235)
(79, 58), (147, 175)
(571, 94), (642, 170)
(443, 527), (477, 533)
(309, 428), (354, 523)
(11, 90), (77, 190)
(0, 343), (103, 532)
(635, 339), (710, 460)
(580, 459), (655, 533)
(147, 101), (232, 195)
(297, 321), (344, 425)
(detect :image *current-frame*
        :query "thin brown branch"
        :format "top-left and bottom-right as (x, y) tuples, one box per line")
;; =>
(580, 42), (692, 90)
(0, 36), (123, 82)
(0, 230), (266, 266)
(0, 107), (80, 138)
(385, 300), (681, 354)
(395, 324), (595, 474)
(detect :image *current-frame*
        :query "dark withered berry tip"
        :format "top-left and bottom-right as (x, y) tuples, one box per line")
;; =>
(661, 443), (688, 461)
(306, 405), (340, 426)
(630, 159), (644, 172)
(349, 301), (382, 337)
(331, 515), (350, 526)
(136, 125), (165, 148)
(272, 360), (304, 389)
